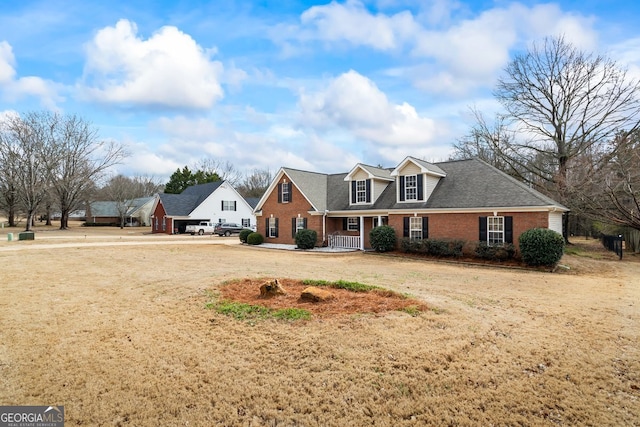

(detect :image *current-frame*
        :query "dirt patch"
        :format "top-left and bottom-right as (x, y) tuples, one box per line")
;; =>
(217, 278), (429, 317)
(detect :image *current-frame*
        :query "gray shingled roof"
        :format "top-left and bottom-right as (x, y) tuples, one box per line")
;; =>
(159, 181), (224, 216)
(356, 164), (393, 180)
(408, 156), (446, 176)
(158, 193), (200, 216)
(282, 168), (328, 211)
(285, 158), (567, 212)
(89, 197), (153, 217)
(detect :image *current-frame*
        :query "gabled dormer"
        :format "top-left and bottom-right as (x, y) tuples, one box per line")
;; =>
(344, 164), (393, 206)
(390, 157), (446, 203)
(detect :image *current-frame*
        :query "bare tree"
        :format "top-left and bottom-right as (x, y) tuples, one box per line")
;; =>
(0, 112), (51, 231)
(196, 158), (243, 186)
(0, 147), (19, 227)
(43, 113), (127, 229)
(237, 168), (273, 198)
(582, 131), (640, 230)
(468, 35), (640, 239)
(98, 175), (163, 228)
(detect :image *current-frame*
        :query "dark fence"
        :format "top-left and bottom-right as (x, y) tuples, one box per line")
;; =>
(602, 234), (624, 260)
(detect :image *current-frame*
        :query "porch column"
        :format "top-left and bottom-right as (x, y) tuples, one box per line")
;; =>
(359, 216), (365, 250)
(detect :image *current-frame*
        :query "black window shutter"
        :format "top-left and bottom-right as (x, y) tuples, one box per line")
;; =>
(366, 179), (371, 203)
(221, 200), (224, 210)
(291, 218), (296, 238)
(422, 217), (429, 239)
(233, 201), (237, 211)
(417, 175), (424, 201)
(343, 218), (348, 230)
(479, 216), (487, 241)
(403, 217), (410, 237)
(277, 184), (282, 203)
(265, 218), (269, 235)
(303, 218), (307, 228)
(351, 181), (356, 203)
(274, 218), (279, 237)
(399, 176), (405, 201)
(505, 216), (513, 243)
(288, 183), (292, 202)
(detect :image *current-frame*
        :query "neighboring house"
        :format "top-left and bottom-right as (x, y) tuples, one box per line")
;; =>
(253, 157), (569, 251)
(150, 181), (256, 234)
(86, 197), (155, 226)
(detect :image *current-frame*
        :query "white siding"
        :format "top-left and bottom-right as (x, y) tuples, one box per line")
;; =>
(399, 163), (421, 175)
(189, 183), (256, 227)
(425, 175), (441, 201)
(352, 169), (369, 180)
(548, 212), (563, 235)
(373, 179), (388, 201)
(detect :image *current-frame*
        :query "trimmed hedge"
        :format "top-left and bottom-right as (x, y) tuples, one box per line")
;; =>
(519, 228), (565, 266)
(246, 232), (264, 245)
(400, 238), (464, 257)
(475, 242), (516, 261)
(239, 229), (253, 243)
(369, 225), (397, 252)
(295, 229), (318, 249)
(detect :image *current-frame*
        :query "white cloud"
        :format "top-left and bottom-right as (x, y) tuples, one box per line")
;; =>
(0, 41), (16, 82)
(0, 41), (62, 108)
(80, 19), (225, 109)
(299, 0), (418, 50)
(297, 70), (446, 165)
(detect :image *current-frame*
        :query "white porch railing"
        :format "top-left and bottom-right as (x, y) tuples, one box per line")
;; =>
(328, 234), (360, 249)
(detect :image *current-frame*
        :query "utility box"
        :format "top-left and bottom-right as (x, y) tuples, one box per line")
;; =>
(18, 232), (35, 241)
(7, 233), (13, 241)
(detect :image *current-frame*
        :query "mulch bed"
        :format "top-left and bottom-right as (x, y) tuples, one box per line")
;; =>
(217, 278), (429, 317)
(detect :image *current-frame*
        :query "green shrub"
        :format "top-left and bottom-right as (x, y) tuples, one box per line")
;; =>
(246, 232), (264, 245)
(400, 238), (464, 257)
(369, 225), (397, 252)
(519, 228), (565, 266)
(475, 242), (516, 261)
(239, 229), (253, 243)
(295, 229), (317, 249)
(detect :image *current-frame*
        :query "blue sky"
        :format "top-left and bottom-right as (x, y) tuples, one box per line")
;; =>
(1, 0), (639, 182)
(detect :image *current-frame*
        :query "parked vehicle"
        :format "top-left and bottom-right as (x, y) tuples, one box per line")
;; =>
(185, 221), (218, 235)
(214, 222), (245, 236)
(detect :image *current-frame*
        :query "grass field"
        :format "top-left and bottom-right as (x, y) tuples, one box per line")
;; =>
(0, 223), (638, 426)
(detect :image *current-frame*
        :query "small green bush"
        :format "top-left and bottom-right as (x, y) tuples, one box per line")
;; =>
(239, 229), (253, 243)
(295, 229), (317, 249)
(369, 225), (397, 252)
(519, 228), (565, 266)
(475, 242), (516, 261)
(400, 238), (428, 254)
(246, 232), (264, 245)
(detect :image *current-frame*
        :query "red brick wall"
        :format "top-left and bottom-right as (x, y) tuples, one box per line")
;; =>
(151, 201), (172, 234)
(388, 211), (549, 251)
(258, 179), (320, 244)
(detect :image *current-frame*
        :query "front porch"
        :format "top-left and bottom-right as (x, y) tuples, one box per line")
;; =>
(324, 214), (387, 250)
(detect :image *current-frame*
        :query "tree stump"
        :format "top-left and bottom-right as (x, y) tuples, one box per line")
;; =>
(300, 286), (335, 302)
(259, 279), (287, 298)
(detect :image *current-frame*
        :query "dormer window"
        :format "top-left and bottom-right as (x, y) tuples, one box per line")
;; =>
(350, 179), (371, 204)
(405, 175), (417, 200)
(356, 180), (367, 203)
(399, 174), (424, 202)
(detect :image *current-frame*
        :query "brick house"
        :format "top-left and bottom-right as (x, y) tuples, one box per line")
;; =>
(252, 157), (568, 251)
(150, 181), (256, 234)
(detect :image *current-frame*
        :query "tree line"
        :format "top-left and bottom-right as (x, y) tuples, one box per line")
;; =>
(0, 111), (273, 230)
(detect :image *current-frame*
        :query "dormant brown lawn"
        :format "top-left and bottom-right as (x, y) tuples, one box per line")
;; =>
(0, 224), (638, 426)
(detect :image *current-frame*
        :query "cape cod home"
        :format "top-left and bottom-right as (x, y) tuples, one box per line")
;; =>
(151, 181), (255, 234)
(253, 157), (568, 251)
